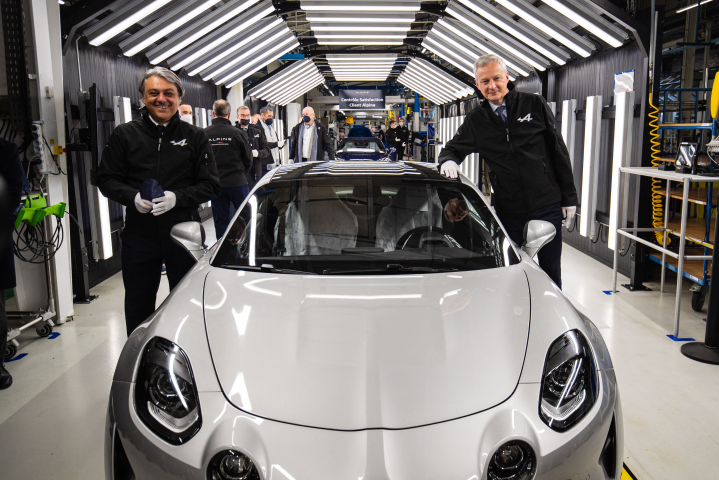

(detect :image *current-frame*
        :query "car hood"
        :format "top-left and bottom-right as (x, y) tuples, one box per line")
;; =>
(203, 264), (530, 430)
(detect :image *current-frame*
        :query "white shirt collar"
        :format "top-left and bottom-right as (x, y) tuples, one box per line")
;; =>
(489, 101), (506, 112)
(148, 114), (169, 127)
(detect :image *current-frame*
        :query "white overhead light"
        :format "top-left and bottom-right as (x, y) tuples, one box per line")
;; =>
(431, 29), (529, 77)
(443, 9), (547, 71)
(302, 5), (420, 11)
(312, 25), (410, 31)
(455, 0), (567, 65)
(496, 0), (592, 57)
(319, 40), (404, 45)
(676, 0), (712, 12)
(260, 71), (321, 99)
(202, 29), (292, 80)
(87, 0), (173, 46)
(252, 62), (317, 97)
(316, 34), (406, 39)
(421, 39), (475, 76)
(168, 5), (275, 69)
(188, 18), (283, 76)
(401, 71), (454, 101)
(270, 76), (324, 103)
(437, 19), (532, 76)
(147, 0), (260, 64)
(413, 58), (473, 93)
(403, 68), (462, 99)
(326, 63), (396, 67)
(543, 0), (627, 47)
(122, 0), (219, 57)
(398, 76), (447, 104)
(305, 16), (416, 22)
(400, 76), (452, 104)
(223, 40), (300, 86)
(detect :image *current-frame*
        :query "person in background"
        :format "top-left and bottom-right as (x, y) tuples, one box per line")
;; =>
(386, 120), (400, 156)
(376, 123), (386, 146)
(179, 103), (193, 124)
(394, 117), (411, 160)
(235, 105), (270, 191)
(0, 137), (24, 388)
(205, 99), (252, 238)
(438, 53), (577, 288)
(289, 106), (335, 163)
(258, 106), (286, 170)
(97, 66), (220, 336)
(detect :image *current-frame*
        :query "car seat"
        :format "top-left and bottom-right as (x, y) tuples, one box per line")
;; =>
(375, 186), (443, 251)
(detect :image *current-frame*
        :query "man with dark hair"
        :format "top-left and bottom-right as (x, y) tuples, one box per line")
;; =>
(206, 99), (252, 238)
(258, 106), (286, 169)
(97, 66), (220, 335)
(235, 105), (270, 190)
(0, 137), (24, 388)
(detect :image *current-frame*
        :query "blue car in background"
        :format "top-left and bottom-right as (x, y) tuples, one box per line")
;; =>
(335, 137), (397, 162)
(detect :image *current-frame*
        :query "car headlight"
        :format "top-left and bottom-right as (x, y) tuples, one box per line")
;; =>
(134, 337), (202, 444)
(539, 330), (598, 432)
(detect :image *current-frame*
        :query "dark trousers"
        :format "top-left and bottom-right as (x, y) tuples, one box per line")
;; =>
(246, 165), (272, 192)
(121, 231), (196, 335)
(212, 185), (249, 239)
(1, 296), (6, 361)
(497, 202), (564, 288)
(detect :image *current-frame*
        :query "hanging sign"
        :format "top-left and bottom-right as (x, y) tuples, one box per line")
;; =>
(339, 90), (385, 110)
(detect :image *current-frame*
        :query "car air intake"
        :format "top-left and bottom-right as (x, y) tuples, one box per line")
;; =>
(599, 415), (618, 479)
(113, 429), (135, 480)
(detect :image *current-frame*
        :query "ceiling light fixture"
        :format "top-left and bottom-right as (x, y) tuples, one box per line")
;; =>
(312, 25), (410, 31)
(542, 0), (628, 47)
(85, 0), (173, 46)
(223, 40), (300, 86)
(304, 15), (416, 22)
(202, 29), (293, 80)
(676, 0), (712, 12)
(315, 34), (406, 39)
(407, 60), (473, 96)
(318, 40), (405, 45)
(420, 40), (475, 76)
(400, 73), (453, 103)
(146, 0), (260, 64)
(251, 61), (317, 97)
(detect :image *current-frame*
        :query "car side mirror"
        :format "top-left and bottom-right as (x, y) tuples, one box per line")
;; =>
(171, 221), (207, 261)
(522, 220), (556, 259)
(388, 147), (397, 161)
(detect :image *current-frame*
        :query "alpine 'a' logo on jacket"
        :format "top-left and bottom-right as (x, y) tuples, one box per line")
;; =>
(517, 114), (533, 123)
(171, 139), (187, 146)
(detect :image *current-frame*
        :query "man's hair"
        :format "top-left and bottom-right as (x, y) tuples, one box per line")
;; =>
(139, 66), (185, 98)
(213, 99), (231, 117)
(237, 104), (250, 114)
(259, 105), (274, 115)
(474, 54), (508, 76)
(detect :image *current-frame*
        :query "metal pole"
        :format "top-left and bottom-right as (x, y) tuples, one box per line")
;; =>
(674, 180), (691, 337)
(661, 179), (671, 292)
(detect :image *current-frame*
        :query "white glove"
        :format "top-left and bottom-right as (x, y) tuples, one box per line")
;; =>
(134, 192), (153, 213)
(395, 137), (400, 142)
(252, 149), (258, 157)
(288, 158), (294, 164)
(278, 140), (286, 148)
(402, 142), (406, 147)
(562, 206), (577, 226)
(151, 191), (177, 216)
(440, 160), (460, 179)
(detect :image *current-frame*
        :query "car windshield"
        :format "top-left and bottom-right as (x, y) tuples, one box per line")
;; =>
(340, 140), (385, 153)
(212, 164), (519, 274)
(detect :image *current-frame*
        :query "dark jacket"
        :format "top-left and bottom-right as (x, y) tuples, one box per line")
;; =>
(236, 122), (271, 180)
(0, 138), (23, 289)
(387, 125), (410, 147)
(438, 88), (578, 215)
(289, 121), (335, 161)
(97, 110), (220, 238)
(205, 117), (252, 188)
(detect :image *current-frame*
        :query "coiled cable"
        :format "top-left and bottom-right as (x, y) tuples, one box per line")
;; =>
(648, 93), (670, 246)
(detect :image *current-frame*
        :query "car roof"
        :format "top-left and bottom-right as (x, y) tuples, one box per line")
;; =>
(270, 161), (446, 181)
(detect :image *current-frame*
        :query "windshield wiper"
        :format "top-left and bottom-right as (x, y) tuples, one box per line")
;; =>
(322, 264), (458, 275)
(220, 264), (317, 275)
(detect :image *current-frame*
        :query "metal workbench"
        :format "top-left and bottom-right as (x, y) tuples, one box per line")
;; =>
(612, 167), (719, 337)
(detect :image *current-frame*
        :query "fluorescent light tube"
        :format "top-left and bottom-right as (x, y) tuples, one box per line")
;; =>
(123, 0), (218, 57)
(543, 0), (625, 48)
(312, 25), (410, 31)
(188, 18), (283, 76)
(169, 5), (275, 69)
(421, 39), (476, 75)
(319, 40), (404, 45)
(401, 73), (453, 102)
(223, 40), (300, 86)
(252, 62), (316, 97)
(147, 0), (260, 64)
(88, 0), (173, 46)
(315, 34), (406, 39)
(305, 16), (416, 22)
(411, 59), (471, 92)
(496, 0), (591, 57)
(202, 29), (292, 80)
(302, 5), (419, 11)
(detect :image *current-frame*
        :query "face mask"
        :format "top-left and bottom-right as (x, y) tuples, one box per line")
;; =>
(264, 118), (274, 126)
(399, 122), (404, 127)
(303, 115), (312, 123)
(240, 119), (250, 126)
(180, 114), (193, 124)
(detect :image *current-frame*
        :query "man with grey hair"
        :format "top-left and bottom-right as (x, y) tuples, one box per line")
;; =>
(205, 99), (252, 238)
(289, 106), (335, 162)
(97, 66), (220, 335)
(235, 104), (271, 189)
(438, 53), (577, 288)
(258, 105), (286, 168)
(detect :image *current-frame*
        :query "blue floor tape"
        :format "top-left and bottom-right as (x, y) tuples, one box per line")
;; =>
(667, 335), (696, 342)
(47, 332), (60, 339)
(603, 290), (620, 295)
(6, 353), (27, 362)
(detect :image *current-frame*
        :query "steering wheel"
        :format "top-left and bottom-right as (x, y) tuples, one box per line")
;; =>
(395, 226), (458, 250)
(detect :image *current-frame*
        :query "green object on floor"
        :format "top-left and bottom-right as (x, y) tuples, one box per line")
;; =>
(14, 193), (66, 229)
(4, 289), (13, 301)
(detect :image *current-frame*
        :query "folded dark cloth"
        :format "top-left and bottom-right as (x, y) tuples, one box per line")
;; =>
(139, 179), (165, 201)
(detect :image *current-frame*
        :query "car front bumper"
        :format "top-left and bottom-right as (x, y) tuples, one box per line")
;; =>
(106, 368), (622, 480)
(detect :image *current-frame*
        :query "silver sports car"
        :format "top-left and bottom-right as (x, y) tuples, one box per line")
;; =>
(106, 160), (623, 480)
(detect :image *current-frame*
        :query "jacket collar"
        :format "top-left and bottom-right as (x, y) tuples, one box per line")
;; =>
(212, 117), (232, 126)
(142, 109), (180, 136)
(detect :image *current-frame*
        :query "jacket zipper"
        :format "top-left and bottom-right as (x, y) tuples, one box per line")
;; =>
(156, 136), (162, 180)
(504, 100), (531, 211)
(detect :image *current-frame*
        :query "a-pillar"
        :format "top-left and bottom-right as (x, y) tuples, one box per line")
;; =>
(27, 0), (73, 323)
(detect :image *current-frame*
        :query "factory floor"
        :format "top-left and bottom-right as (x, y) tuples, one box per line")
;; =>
(0, 225), (716, 479)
